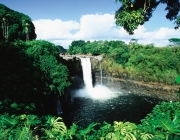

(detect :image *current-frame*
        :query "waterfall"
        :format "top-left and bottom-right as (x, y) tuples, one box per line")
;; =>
(99, 62), (102, 85)
(80, 58), (93, 89)
(77, 57), (118, 100)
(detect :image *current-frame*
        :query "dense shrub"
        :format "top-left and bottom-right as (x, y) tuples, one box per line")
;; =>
(0, 102), (179, 139)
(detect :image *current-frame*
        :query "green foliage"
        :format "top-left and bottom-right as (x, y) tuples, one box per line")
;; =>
(0, 114), (67, 139)
(0, 40), (70, 115)
(115, 8), (144, 34)
(68, 40), (86, 54)
(68, 40), (128, 57)
(115, 0), (180, 34)
(68, 40), (180, 84)
(0, 102), (180, 139)
(110, 121), (137, 140)
(26, 40), (70, 95)
(57, 45), (67, 53)
(0, 99), (36, 115)
(175, 75), (180, 84)
(126, 45), (179, 84)
(0, 4), (36, 41)
(107, 41), (129, 66)
(41, 115), (67, 139)
(0, 114), (40, 140)
(129, 39), (138, 45)
(169, 38), (180, 46)
(139, 102), (180, 139)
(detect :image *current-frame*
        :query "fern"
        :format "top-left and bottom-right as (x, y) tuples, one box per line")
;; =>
(168, 135), (180, 140)
(22, 115), (41, 128)
(43, 129), (56, 139)
(67, 123), (78, 139)
(105, 132), (117, 140)
(159, 115), (180, 135)
(0, 114), (42, 140)
(140, 132), (154, 140)
(148, 111), (180, 137)
(99, 121), (113, 138)
(139, 102), (180, 139)
(79, 122), (99, 139)
(42, 116), (67, 139)
(110, 121), (137, 140)
(50, 117), (67, 134)
(9, 127), (35, 140)
(0, 114), (18, 128)
(0, 128), (10, 139)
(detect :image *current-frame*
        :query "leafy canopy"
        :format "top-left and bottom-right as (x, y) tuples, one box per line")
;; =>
(115, 0), (180, 34)
(26, 40), (71, 95)
(0, 4), (36, 41)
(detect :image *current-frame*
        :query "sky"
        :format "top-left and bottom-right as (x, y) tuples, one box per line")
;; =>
(1, 0), (180, 49)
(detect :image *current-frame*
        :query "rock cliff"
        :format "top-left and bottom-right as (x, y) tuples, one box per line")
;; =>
(60, 54), (179, 101)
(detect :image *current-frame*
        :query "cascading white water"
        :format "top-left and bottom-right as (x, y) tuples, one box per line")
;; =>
(75, 57), (119, 100)
(99, 62), (102, 85)
(80, 58), (93, 89)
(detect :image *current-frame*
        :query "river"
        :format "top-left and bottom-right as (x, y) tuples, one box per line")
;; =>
(62, 92), (163, 128)
(62, 57), (163, 128)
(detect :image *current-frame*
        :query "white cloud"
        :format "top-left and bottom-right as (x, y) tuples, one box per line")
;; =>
(132, 26), (180, 46)
(73, 14), (115, 39)
(33, 14), (180, 49)
(33, 19), (79, 40)
(52, 39), (73, 48)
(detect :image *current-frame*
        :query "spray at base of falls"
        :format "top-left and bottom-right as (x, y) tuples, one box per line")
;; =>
(75, 57), (120, 100)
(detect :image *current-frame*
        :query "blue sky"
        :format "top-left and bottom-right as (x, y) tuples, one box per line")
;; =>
(1, 0), (180, 48)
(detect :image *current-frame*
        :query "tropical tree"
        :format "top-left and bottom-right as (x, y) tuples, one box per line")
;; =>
(115, 0), (180, 34)
(129, 38), (138, 45)
(108, 41), (130, 66)
(68, 40), (86, 54)
(0, 4), (36, 41)
(1, 17), (8, 40)
(169, 38), (180, 46)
